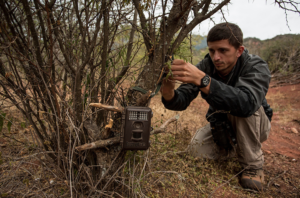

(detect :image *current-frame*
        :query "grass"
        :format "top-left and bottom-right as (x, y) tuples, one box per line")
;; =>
(0, 84), (300, 197)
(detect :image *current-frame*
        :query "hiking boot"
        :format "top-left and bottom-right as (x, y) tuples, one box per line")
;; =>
(240, 169), (264, 191)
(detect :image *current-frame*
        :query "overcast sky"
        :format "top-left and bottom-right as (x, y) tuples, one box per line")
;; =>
(192, 0), (300, 40)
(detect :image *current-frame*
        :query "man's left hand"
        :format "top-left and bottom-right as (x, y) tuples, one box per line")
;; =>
(171, 59), (204, 86)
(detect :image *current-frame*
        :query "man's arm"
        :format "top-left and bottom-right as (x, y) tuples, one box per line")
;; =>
(201, 56), (271, 117)
(161, 82), (200, 111)
(160, 59), (205, 110)
(161, 56), (271, 117)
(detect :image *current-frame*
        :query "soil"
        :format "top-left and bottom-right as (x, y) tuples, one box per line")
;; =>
(263, 83), (300, 159)
(1, 74), (299, 197)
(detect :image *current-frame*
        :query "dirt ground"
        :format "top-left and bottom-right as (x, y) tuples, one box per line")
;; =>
(263, 83), (300, 159)
(0, 75), (299, 197)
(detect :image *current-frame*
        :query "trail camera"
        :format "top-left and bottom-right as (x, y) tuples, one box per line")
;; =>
(121, 106), (152, 150)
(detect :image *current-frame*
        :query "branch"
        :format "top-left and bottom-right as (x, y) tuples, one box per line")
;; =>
(132, 0), (152, 51)
(100, 0), (109, 104)
(192, 0), (208, 17)
(104, 9), (137, 102)
(21, 0), (45, 71)
(171, 0), (230, 52)
(151, 114), (180, 135)
(75, 136), (120, 151)
(76, 114), (180, 151)
(102, 119), (113, 139)
(89, 103), (124, 113)
(275, 0), (300, 14)
(48, 12), (75, 75)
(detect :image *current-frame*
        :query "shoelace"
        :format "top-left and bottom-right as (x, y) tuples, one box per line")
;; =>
(243, 169), (258, 177)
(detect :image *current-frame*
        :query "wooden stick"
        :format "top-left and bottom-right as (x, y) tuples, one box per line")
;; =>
(89, 103), (124, 112)
(102, 119), (113, 139)
(76, 114), (180, 151)
(75, 136), (120, 151)
(151, 114), (180, 135)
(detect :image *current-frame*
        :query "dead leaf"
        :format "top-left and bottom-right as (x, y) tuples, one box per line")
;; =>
(291, 128), (298, 134)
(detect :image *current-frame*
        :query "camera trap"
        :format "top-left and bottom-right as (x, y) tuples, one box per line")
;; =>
(121, 106), (153, 150)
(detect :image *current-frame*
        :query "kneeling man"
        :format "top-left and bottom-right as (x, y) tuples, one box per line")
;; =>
(160, 22), (272, 191)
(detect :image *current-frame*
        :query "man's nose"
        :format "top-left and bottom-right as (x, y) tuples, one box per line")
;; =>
(213, 52), (221, 61)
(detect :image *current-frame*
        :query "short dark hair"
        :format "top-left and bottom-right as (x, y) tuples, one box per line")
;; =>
(207, 22), (243, 49)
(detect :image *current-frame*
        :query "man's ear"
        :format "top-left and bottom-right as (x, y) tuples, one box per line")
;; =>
(236, 45), (245, 58)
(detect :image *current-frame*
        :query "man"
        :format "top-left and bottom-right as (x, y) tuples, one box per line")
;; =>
(160, 22), (272, 191)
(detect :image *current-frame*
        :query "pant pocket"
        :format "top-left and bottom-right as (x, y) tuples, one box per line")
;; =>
(259, 107), (271, 143)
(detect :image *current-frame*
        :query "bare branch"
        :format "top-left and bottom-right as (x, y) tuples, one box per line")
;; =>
(75, 136), (120, 151)
(132, 0), (152, 51)
(151, 114), (180, 135)
(102, 119), (114, 139)
(171, 0), (230, 52)
(89, 103), (124, 113)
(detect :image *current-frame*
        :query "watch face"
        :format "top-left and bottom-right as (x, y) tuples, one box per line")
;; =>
(203, 76), (210, 86)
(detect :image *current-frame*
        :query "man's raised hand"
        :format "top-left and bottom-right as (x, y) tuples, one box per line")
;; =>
(171, 59), (205, 86)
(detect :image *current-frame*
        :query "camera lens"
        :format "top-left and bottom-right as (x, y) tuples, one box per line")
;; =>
(133, 122), (143, 129)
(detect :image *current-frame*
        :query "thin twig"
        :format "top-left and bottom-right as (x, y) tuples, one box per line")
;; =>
(267, 170), (287, 188)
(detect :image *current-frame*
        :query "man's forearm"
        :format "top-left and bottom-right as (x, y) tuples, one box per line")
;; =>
(162, 83), (199, 111)
(162, 90), (175, 101)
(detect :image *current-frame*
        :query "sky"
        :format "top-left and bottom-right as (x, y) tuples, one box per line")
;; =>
(192, 0), (300, 40)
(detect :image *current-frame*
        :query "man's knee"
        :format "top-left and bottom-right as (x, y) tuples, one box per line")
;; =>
(188, 124), (217, 159)
(227, 106), (271, 143)
(227, 106), (271, 169)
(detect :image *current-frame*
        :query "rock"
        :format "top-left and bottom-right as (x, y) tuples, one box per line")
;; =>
(265, 150), (272, 154)
(292, 159), (297, 162)
(291, 128), (298, 134)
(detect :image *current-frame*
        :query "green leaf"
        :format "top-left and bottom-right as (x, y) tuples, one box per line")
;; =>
(84, 93), (89, 106)
(105, 60), (109, 68)
(20, 122), (26, 129)
(86, 73), (90, 86)
(165, 61), (173, 80)
(7, 121), (12, 133)
(109, 58), (115, 68)
(0, 112), (6, 132)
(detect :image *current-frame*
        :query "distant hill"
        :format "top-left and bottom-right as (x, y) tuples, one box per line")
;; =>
(243, 37), (263, 55)
(244, 34), (300, 73)
(194, 37), (207, 50)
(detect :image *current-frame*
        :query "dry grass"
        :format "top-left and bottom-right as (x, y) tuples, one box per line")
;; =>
(0, 87), (300, 197)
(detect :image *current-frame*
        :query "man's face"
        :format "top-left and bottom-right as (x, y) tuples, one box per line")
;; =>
(208, 39), (244, 76)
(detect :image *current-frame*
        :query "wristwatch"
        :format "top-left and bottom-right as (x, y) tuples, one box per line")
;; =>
(198, 74), (210, 88)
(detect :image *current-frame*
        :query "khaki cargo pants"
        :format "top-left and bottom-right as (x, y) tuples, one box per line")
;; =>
(188, 106), (271, 169)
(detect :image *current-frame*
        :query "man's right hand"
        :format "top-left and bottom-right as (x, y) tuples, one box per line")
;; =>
(160, 77), (175, 101)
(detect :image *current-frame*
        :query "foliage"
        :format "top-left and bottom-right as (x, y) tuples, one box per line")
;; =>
(245, 34), (300, 73)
